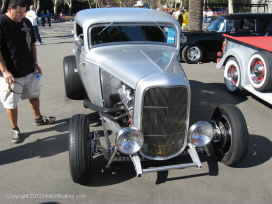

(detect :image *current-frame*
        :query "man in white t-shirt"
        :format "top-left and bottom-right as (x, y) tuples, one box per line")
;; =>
(26, 5), (43, 45)
(206, 8), (213, 17)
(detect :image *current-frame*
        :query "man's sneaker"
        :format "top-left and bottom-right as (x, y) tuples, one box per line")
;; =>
(38, 40), (44, 45)
(11, 130), (21, 143)
(35, 116), (56, 126)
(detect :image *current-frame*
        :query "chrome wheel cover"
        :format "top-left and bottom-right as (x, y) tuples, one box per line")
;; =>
(227, 65), (238, 87)
(187, 46), (201, 61)
(250, 58), (265, 84)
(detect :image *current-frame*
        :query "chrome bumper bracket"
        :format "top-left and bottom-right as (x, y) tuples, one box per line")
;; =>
(130, 153), (143, 177)
(188, 143), (202, 169)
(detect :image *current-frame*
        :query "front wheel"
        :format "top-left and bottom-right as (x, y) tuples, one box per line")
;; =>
(224, 57), (245, 94)
(212, 104), (248, 166)
(69, 114), (91, 185)
(181, 45), (204, 64)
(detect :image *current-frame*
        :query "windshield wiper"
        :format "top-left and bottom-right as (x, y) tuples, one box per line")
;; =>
(154, 21), (167, 37)
(98, 21), (115, 35)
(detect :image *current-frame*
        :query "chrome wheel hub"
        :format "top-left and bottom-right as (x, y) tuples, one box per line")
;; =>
(250, 60), (265, 84)
(188, 47), (200, 61)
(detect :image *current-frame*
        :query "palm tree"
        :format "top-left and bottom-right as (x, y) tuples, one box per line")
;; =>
(228, 0), (233, 14)
(188, 0), (203, 31)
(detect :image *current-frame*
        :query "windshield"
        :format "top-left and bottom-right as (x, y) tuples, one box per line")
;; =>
(206, 17), (226, 32)
(89, 23), (176, 46)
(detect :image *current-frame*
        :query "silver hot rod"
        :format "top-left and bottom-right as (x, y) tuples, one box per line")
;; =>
(63, 8), (249, 185)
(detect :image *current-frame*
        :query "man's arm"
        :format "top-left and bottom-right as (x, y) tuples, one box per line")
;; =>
(0, 47), (14, 84)
(31, 43), (42, 75)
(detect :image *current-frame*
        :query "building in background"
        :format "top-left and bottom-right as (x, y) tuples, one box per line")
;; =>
(251, 0), (272, 13)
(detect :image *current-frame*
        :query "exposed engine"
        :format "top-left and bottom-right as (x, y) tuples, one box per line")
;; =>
(115, 84), (134, 127)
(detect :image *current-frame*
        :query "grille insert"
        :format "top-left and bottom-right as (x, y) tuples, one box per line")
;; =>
(141, 86), (188, 158)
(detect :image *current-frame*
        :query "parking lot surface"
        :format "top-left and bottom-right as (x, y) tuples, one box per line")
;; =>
(0, 22), (271, 204)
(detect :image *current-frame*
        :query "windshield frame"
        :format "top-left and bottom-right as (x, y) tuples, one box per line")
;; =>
(87, 22), (178, 49)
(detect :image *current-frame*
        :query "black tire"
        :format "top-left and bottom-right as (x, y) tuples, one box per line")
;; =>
(63, 55), (85, 99)
(212, 104), (248, 166)
(69, 114), (91, 185)
(224, 57), (245, 94)
(181, 45), (204, 64)
(248, 51), (272, 91)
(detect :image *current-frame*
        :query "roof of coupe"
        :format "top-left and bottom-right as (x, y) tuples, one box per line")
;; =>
(75, 8), (179, 27)
(212, 13), (272, 19)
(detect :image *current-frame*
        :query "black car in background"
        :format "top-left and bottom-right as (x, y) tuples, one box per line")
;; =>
(181, 13), (272, 64)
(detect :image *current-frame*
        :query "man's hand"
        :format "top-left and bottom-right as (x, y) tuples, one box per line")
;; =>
(2, 70), (14, 84)
(34, 64), (42, 75)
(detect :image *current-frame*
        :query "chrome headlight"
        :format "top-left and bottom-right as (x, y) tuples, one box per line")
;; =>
(116, 127), (144, 154)
(188, 121), (214, 147)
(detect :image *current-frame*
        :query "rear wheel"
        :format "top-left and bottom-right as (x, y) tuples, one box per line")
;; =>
(212, 104), (248, 166)
(224, 57), (245, 94)
(69, 114), (91, 185)
(182, 45), (204, 64)
(63, 55), (85, 99)
(248, 51), (272, 91)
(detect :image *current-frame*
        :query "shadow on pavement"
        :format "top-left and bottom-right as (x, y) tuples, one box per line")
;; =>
(189, 80), (248, 125)
(85, 144), (219, 186)
(0, 118), (70, 166)
(235, 134), (272, 168)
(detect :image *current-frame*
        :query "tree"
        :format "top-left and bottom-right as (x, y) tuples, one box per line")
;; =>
(228, 0), (233, 14)
(53, 0), (59, 14)
(65, 0), (72, 14)
(188, 0), (203, 31)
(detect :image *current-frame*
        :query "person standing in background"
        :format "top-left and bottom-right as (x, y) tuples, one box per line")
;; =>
(40, 10), (45, 27)
(59, 12), (63, 22)
(26, 5), (44, 45)
(177, 9), (184, 29)
(46, 10), (51, 27)
(206, 8), (214, 17)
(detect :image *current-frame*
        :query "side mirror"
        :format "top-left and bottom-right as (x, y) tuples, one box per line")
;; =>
(75, 34), (83, 47)
(180, 33), (187, 44)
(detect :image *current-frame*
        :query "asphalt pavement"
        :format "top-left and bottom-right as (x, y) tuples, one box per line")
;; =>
(0, 21), (271, 204)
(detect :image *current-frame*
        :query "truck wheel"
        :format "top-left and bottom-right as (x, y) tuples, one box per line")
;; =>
(248, 51), (272, 91)
(63, 55), (85, 99)
(181, 45), (203, 64)
(224, 57), (245, 94)
(212, 104), (248, 166)
(69, 114), (91, 185)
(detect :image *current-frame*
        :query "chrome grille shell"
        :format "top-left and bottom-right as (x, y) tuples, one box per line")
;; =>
(133, 72), (190, 160)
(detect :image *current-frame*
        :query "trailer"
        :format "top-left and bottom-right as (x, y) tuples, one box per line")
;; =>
(216, 34), (272, 104)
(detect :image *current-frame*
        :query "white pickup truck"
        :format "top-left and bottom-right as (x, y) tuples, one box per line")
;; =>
(216, 34), (272, 104)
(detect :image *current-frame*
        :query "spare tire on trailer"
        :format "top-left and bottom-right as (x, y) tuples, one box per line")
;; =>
(63, 55), (85, 99)
(247, 51), (272, 92)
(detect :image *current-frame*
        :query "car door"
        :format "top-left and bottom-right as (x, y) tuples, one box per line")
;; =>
(258, 18), (272, 36)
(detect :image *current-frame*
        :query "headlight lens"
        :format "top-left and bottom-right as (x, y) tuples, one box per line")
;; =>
(116, 127), (144, 154)
(189, 121), (214, 147)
